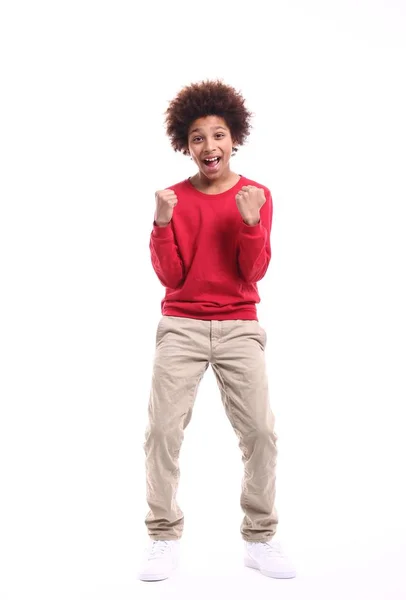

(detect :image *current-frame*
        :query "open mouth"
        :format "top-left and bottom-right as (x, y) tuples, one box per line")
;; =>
(203, 157), (221, 169)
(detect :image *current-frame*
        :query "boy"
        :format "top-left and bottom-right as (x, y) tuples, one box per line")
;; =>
(138, 80), (296, 581)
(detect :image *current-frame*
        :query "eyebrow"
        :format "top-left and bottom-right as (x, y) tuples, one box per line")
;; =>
(189, 126), (227, 134)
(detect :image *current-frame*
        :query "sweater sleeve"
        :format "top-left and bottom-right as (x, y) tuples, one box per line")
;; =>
(149, 221), (185, 289)
(236, 188), (273, 283)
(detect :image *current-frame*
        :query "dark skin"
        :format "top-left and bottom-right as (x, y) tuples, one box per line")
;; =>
(187, 115), (240, 195)
(187, 115), (264, 225)
(154, 115), (264, 227)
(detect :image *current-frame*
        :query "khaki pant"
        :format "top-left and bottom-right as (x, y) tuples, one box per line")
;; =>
(143, 316), (278, 542)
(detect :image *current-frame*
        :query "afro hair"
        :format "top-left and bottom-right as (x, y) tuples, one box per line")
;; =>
(165, 79), (253, 155)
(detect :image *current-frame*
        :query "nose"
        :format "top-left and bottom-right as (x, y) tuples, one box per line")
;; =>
(203, 138), (216, 154)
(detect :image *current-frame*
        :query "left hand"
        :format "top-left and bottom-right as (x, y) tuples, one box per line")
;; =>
(235, 186), (266, 225)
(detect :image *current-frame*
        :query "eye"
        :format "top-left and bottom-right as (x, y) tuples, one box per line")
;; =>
(216, 133), (225, 138)
(192, 136), (202, 142)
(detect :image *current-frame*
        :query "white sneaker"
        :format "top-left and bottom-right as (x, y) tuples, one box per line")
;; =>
(138, 540), (180, 581)
(244, 540), (296, 579)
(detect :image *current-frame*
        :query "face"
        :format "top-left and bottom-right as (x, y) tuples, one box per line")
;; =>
(187, 115), (235, 180)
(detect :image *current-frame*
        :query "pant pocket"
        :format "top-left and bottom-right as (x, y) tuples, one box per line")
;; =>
(255, 321), (267, 348)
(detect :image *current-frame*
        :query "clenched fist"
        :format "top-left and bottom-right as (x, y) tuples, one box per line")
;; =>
(235, 185), (266, 226)
(154, 189), (178, 227)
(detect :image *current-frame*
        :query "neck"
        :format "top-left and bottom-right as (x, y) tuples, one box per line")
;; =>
(191, 169), (240, 194)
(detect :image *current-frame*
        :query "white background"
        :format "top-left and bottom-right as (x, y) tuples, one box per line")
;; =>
(1, 1), (405, 599)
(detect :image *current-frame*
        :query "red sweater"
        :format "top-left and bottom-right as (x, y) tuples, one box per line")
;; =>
(150, 175), (273, 321)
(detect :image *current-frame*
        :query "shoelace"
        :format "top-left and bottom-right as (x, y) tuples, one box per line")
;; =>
(149, 540), (170, 559)
(259, 541), (285, 557)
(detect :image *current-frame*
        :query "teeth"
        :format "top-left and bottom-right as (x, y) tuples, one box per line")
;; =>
(205, 157), (219, 163)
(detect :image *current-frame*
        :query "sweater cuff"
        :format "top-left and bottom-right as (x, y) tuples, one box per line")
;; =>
(240, 221), (264, 236)
(152, 221), (173, 238)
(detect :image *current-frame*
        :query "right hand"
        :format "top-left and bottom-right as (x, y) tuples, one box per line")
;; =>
(154, 189), (178, 226)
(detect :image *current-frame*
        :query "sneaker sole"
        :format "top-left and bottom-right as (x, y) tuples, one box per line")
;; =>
(138, 573), (171, 582)
(138, 563), (178, 582)
(244, 557), (296, 579)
